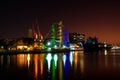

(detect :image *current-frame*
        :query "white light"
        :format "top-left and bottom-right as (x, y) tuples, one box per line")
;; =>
(47, 48), (51, 51)
(104, 49), (108, 55)
(47, 42), (51, 46)
(69, 52), (73, 66)
(70, 44), (74, 48)
(63, 54), (66, 66)
(104, 44), (107, 47)
(63, 45), (66, 48)
(46, 53), (52, 71)
(111, 45), (120, 50)
(27, 54), (30, 68)
(46, 53), (52, 60)
(54, 45), (58, 49)
(70, 44), (75, 50)
(54, 54), (58, 67)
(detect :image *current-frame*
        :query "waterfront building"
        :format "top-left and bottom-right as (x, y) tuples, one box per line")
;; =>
(69, 32), (85, 46)
(85, 36), (99, 52)
(28, 28), (33, 38)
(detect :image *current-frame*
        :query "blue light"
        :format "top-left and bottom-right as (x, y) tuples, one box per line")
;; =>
(63, 54), (66, 66)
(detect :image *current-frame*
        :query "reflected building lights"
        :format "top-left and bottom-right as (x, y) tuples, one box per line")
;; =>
(24, 54), (28, 67)
(63, 54), (66, 66)
(40, 54), (44, 76)
(74, 52), (78, 72)
(51, 54), (58, 80)
(52, 61), (55, 80)
(52, 55), (56, 80)
(105, 54), (108, 67)
(69, 51), (74, 67)
(58, 54), (63, 80)
(34, 54), (38, 79)
(54, 54), (58, 68)
(46, 53), (52, 72)
(104, 50), (108, 67)
(27, 54), (31, 68)
(104, 49), (108, 55)
(0, 55), (3, 66)
(40, 61), (43, 76)
(17, 54), (25, 67)
(79, 53), (84, 74)
(63, 53), (69, 78)
(113, 56), (116, 67)
(7, 55), (10, 66)
(80, 59), (84, 74)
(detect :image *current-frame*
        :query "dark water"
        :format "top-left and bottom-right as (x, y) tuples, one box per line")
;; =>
(0, 50), (120, 80)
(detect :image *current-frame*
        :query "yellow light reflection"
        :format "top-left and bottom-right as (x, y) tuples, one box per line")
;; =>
(104, 49), (108, 55)
(40, 61), (43, 76)
(27, 54), (31, 68)
(0, 55), (3, 66)
(39, 54), (44, 76)
(105, 55), (108, 67)
(113, 56), (116, 67)
(79, 53), (84, 74)
(74, 52), (78, 72)
(24, 54), (28, 67)
(17, 54), (25, 67)
(34, 54), (38, 79)
(58, 54), (63, 80)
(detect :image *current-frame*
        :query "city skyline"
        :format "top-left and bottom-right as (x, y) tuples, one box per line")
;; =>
(0, 0), (120, 44)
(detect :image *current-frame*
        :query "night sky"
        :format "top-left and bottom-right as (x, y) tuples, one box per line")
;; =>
(0, 0), (120, 44)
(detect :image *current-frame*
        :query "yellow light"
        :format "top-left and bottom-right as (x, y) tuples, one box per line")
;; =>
(17, 54), (25, 67)
(27, 54), (30, 68)
(104, 49), (108, 55)
(17, 45), (28, 50)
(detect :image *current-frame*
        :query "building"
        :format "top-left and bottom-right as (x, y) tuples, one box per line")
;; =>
(69, 32), (85, 45)
(28, 28), (33, 38)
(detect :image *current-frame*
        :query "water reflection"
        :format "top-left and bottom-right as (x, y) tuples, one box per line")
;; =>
(0, 50), (120, 80)
(69, 51), (74, 67)
(74, 51), (78, 73)
(46, 53), (52, 72)
(79, 52), (84, 74)
(0, 55), (3, 66)
(104, 49), (108, 55)
(34, 54), (38, 79)
(51, 54), (57, 80)
(27, 54), (30, 68)
(17, 54), (26, 67)
(33, 54), (44, 79)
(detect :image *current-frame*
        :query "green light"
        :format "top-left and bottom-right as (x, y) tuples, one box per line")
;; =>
(52, 56), (56, 80)
(51, 24), (56, 48)
(43, 45), (48, 49)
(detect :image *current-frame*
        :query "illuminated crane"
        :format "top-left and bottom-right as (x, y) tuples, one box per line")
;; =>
(32, 20), (43, 41)
(36, 19), (43, 40)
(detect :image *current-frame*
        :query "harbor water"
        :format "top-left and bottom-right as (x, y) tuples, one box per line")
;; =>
(0, 50), (120, 80)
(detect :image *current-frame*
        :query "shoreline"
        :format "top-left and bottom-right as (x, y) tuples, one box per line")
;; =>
(0, 49), (83, 55)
